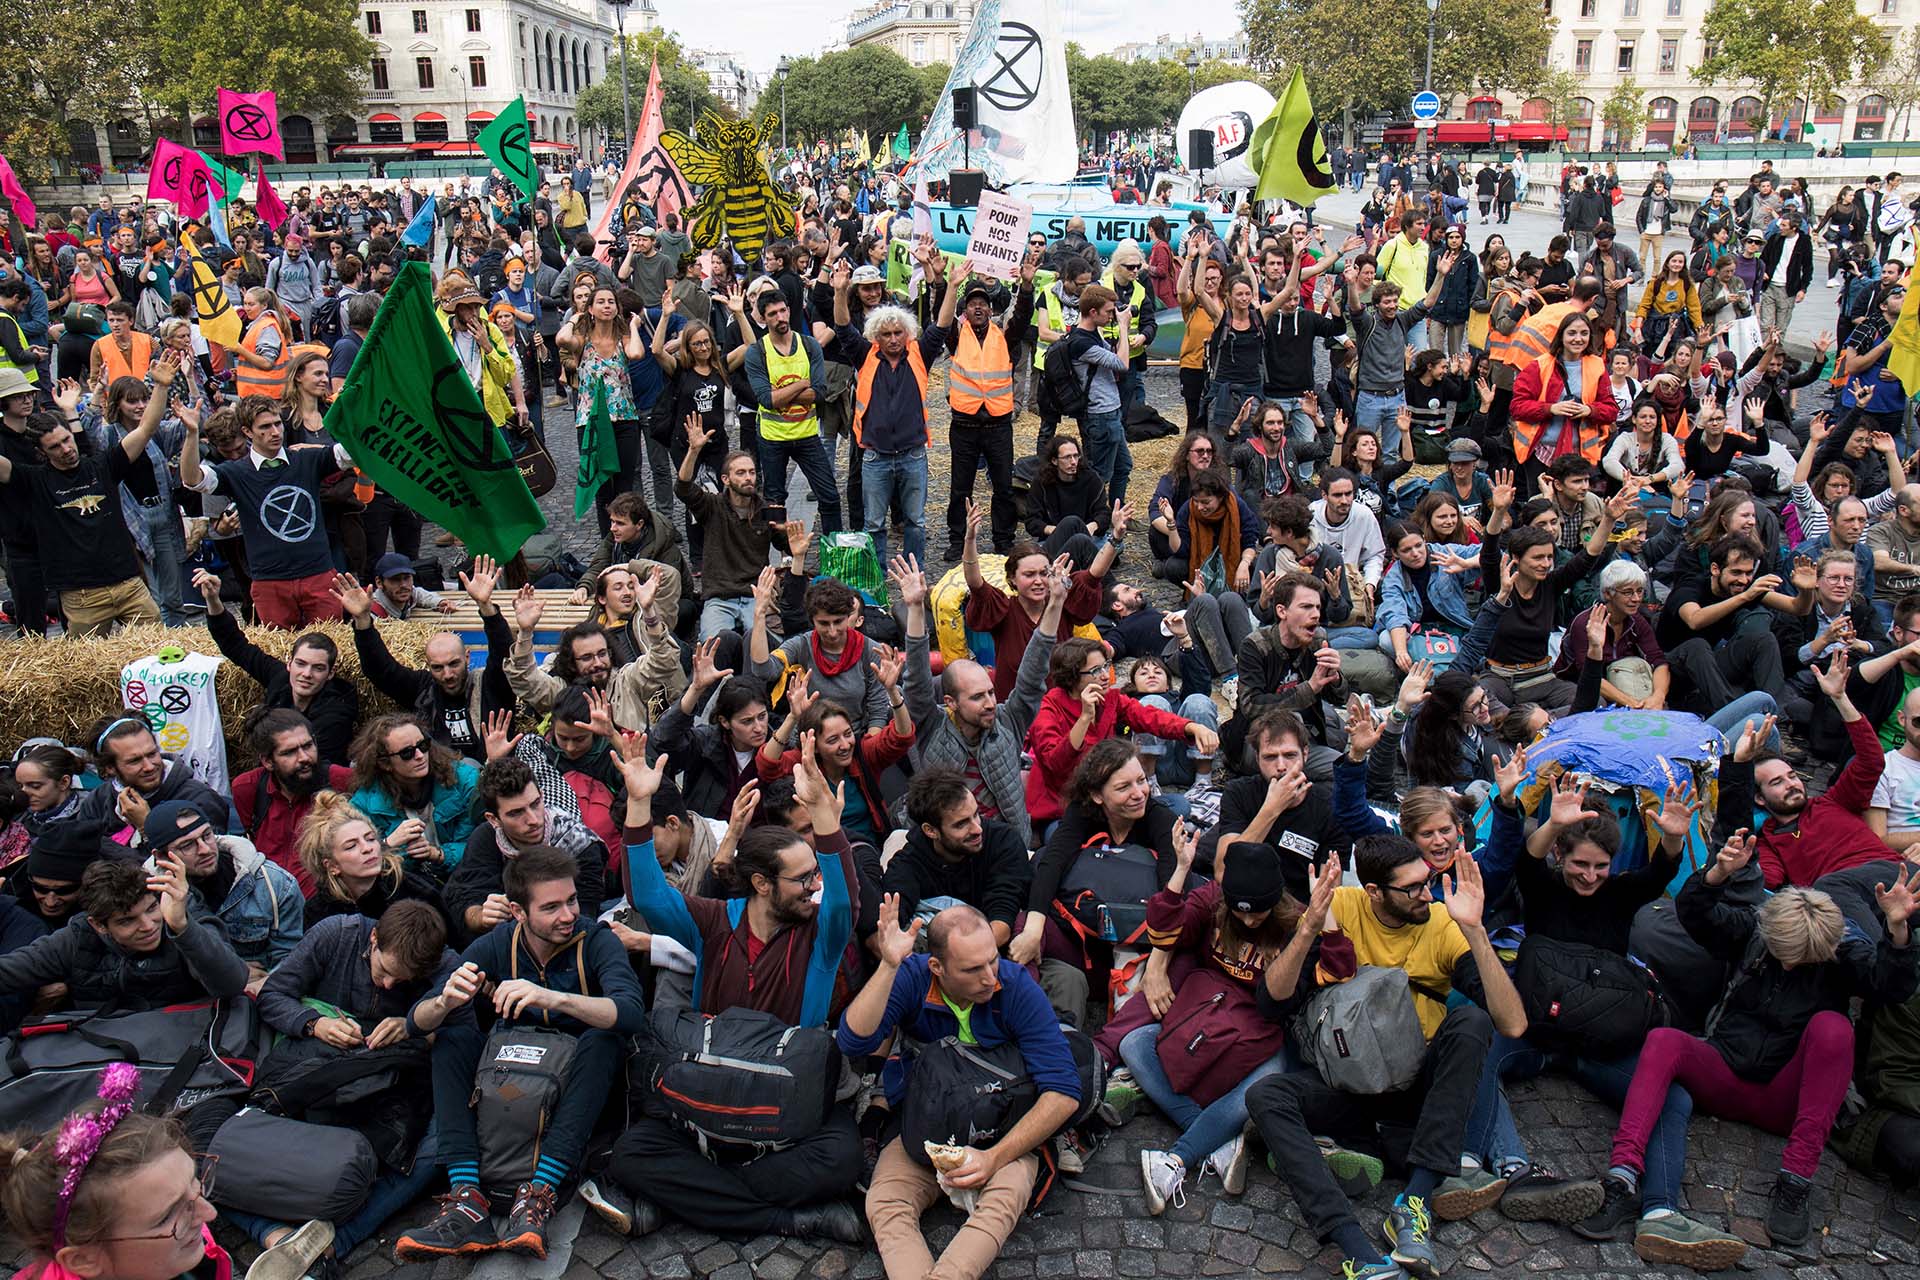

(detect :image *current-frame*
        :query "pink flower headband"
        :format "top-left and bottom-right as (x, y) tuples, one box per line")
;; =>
(47, 1063), (142, 1248)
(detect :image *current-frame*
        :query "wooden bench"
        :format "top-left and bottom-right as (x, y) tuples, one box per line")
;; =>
(431, 589), (595, 666)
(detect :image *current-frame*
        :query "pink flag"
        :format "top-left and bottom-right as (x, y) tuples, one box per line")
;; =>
(217, 88), (284, 160)
(589, 58), (688, 262)
(148, 137), (216, 217)
(253, 161), (289, 231)
(0, 153), (37, 230)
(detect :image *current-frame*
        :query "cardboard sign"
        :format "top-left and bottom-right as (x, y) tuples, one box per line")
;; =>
(964, 189), (1033, 282)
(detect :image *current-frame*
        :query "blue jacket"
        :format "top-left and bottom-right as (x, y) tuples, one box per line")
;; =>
(352, 758), (482, 870)
(1376, 542), (1477, 635)
(148, 836), (303, 969)
(439, 918), (647, 1037)
(837, 954), (1082, 1110)
(1427, 247), (1481, 325)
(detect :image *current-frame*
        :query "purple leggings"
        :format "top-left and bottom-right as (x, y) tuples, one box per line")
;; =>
(1609, 1011), (1854, 1179)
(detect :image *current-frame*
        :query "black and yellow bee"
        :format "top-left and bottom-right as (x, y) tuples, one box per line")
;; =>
(661, 112), (800, 269)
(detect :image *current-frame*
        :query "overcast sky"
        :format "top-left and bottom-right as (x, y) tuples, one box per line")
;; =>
(666, 0), (1245, 77)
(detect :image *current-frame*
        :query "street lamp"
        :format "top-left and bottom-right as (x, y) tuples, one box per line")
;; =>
(449, 63), (471, 144)
(1417, 0), (1438, 194)
(777, 56), (791, 152)
(609, 0), (634, 151)
(1183, 51), (1198, 102)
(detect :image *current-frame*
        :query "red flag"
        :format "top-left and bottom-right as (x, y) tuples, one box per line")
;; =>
(253, 161), (288, 231)
(589, 58), (688, 263)
(217, 88), (284, 160)
(0, 153), (38, 230)
(148, 137), (215, 218)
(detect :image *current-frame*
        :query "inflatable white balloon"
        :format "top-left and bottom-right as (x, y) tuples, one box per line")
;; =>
(1176, 80), (1279, 190)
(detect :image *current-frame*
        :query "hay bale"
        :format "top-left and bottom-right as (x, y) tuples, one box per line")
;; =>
(0, 620), (441, 760)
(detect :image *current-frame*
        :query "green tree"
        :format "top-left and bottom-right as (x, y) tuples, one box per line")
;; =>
(1601, 79), (1648, 149)
(1241, 0), (1419, 141)
(0, 0), (148, 177)
(146, 0), (374, 140)
(1536, 66), (1585, 150)
(579, 34), (731, 145)
(753, 46), (921, 143)
(1696, 0), (1886, 138)
(1430, 0), (1558, 98)
(1873, 27), (1920, 141)
(916, 61), (952, 121)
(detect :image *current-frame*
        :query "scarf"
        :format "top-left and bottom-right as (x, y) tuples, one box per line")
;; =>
(1186, 497), (1241, 594)
(811, 627), (868, 678)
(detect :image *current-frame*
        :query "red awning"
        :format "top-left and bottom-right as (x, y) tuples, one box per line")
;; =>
(1467, 96), (1501, 106)
(408, 140), (443, 151)
(466, 109), (496, 121)
(414, 111), (446, 123)
(437, 141), (484, 155)
(531, 140), (572, 152)
(1433, 121), (1500, 143)
(369, 112), (401, 123)
(1505, 122), (1568, 142)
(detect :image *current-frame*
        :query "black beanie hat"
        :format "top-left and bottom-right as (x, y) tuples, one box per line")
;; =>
(28, 818), (112, 884)
(1221, 841), (1287, 915)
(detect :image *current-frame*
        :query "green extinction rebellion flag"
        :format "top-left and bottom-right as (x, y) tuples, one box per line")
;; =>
(477, 96), (539, 201)
(323, 261), (546, 562)
(576, 379), (618, 520)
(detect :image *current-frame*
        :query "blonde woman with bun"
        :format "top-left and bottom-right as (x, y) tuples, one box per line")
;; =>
(296, 790), (450, 933)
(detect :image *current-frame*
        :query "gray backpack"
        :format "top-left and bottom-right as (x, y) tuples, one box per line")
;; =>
(1291, 967), (1438, 1095)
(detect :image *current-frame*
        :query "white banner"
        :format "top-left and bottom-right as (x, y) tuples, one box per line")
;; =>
(904, 0), (1077, 187)
(965, 190), (1033, 280)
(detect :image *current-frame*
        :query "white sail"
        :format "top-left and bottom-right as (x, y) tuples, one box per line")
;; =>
(905, 0), (1077, 187)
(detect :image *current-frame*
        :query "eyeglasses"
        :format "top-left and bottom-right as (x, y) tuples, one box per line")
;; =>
(1382, 874), (1441, 900)
(1080, 663), (1111, 681)
(776, 867), (824, 888)
(383, 740), (429, 761)
(98, 1155), (216, 1244)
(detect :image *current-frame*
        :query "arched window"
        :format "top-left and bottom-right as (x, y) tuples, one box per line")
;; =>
(1519, 97), (1551, 122)
(282, 115), (317, 163)
(1687, 96), (1720, 142)
(327, 115), (358, 144)
(192, 116), (219, 151)
(108, 119), (144, 167)
(1568, 98), (1594, 151)
(1856, 94), (1887, 141)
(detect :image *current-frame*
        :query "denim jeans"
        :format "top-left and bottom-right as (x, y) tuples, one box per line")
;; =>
(1707, 689), (1784, 754)
(861, 445), (928, 565)
(1209, 380), (1264, 435)
(760, 432), (844, 532)
(225, 1128), (439, 1258)
(142, 503), (187, 627)
(1463, 1034), (1692, 1214)
(699, 594), (757, 641)
(1082, 409), (1132, 511)
(1355, 389), (1407, 456)
(1184, 591), (1256, 677)
(1120, 1023), (1295, 1169)
(1136, 692), (1218, 789)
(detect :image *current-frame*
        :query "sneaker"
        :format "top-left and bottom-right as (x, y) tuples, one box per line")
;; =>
(498, 1182), (555, 1259)
(394, 1185), (496, 1260)
(1102, 1073), (1143, 1124)
(578, 1178), (634, 1235)
(1497, 1163), (1606, 1223)
(1340, 1262), (1407, 1280)
(245, 1220), (335, 1280)
(1302, 1139), (1384, 1198)
(1431, 1166), (1507, 1220)
(1766, 1170), (1812, 1248)
(1140, 1149), (1188, 1216)
(1056, 1127), (1090, 1174)
(1384, 1195), (1438, 1279)
(1207, 1131), (1249, 1196)
(782, 1198), (866, 1244)
(1632, 1212), (1749, 1270)
(1570, 1175), (1640, 1241)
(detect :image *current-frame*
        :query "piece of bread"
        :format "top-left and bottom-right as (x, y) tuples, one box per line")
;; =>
(924, 1141), (967, 1171)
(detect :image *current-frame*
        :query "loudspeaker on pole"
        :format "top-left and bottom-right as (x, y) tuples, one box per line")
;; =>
(1188, 128), (1215, 170)
(952, 87), (977, 130)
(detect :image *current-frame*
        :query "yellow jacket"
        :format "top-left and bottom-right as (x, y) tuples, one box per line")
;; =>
(436, 311), (518, 427)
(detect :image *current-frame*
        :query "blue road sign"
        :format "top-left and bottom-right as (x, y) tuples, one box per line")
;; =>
(1411, 91), (1443, 121)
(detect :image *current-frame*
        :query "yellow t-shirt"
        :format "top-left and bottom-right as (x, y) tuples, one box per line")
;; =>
(1179, 297), (1217, 370)
(1328, 886), (1469, 1039)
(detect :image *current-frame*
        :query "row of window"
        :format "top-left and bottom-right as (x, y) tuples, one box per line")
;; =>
(1575, 35), (1709, 74)
(365, 8), (486, 35)
(1567, 0), (1895, 13)
(369, 55), (488, 91)
(1498, 91), (1894, 142)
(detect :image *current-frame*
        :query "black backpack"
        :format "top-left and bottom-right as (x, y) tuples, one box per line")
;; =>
(898, 1024), (1105, 1168)
(635, 1006), (840, 1156)
(308, 293), (346, 346)
(1512, 935), (1666, 1059)
(1039, 329), (1099, 419)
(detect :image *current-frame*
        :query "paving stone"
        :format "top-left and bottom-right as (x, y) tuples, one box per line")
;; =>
(1119, 1220), (1165, 1249)
(1213, 1231), (1261, 1266)
(805, 1249), (854, 1280)
(1072, 1250), (1114, 1276)
(1034, 1254), (1075, 1278)
(752, 1253), (803, 1280)
(1207, 1203), (1252, 1232)
(1115, 1249), (1157, 1277)
(645, 1258), (692, 1280)
(693, 1246), (739, 1273)
(1252, 1244), (1307, 1272)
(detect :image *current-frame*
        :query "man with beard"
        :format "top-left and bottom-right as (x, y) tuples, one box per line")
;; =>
(589, 562), (685, 668)
(142, 800), (302, 992)
(445, 755), (608, 945)
(231, 709), (352, 896)
(677, 414), (788, 641)
(194, 569), (360, 765)
(76, 716), (232, 841)
(1198, 709), (1341, 888)
(592, 734), (864, 1244)
(505, 580), (686, 735)
(741, 290), (842, 539)
(333, 556), (517, 762)
(395, 845), (644, 1261)
(882, 769), (1032, 949)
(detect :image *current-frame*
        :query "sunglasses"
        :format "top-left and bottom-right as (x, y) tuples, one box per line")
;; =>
(384, 740), (429, 761)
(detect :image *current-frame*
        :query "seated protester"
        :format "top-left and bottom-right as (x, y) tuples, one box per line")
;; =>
(0, 871), (43, 1032)
(1231, 401), (1313, 512)
(503, 685), (631, 855)
(1013, 740), (1185, 1026)
(572, 491), (696, 629)
(1375, 522), (1478, 672)
(1428, 438), (1494, 527)
(14, 819), (100, 937)
(907, 534), (1063, 851)
(1866, 487), (1920, 634)
(0, 856), (248, 1009)
(1465, 766), (1694, 1235)
(1540, 456), (1609, 560)
(1025, 434), (1107, 569)
(1834, 986), (1920, 1187)
(74, 716), (231, 842)
(1680, 399), (1758, 484)
(1653, 535), (1813, 721)
(1122, 616), (1222, 802)
(1774, 549), (1885, 702)
(334, 558), (516, 762)
(1556, 561), (1671, 710)
(605, 730), (866, 1244)
(1024, 637), (1219, 831)
(1798, 494), (1878, 611)
(749, 575), (895, 733)
(393, 846), (646, 1261)
(1310, 468), (1388, 598)
(1230, 571), (1388, 783)
(1159, 468), (1261, 592)
(365, 553), (452, 620)
(653, 640), (768, 824)
(447, 753), (608, 945)
(1331, 417), (1415, 521)
(883, 768), (1034, 949)
(192, 570), (359, 766)
(1195, 709), (1340, 890)
(141, 801), (301, 990)
(845, 903), (1084, 1278)
(1148, 432), (1222, 568)
(502, 584), (686, 736)
(1808, 413), (1899, 506)
(13, 742), (87, 839)
(756, 654), (917, 845)
(1404, 351), (1470, 464)
(1669, 484), (1788, 591)
(1602, 396), (1685, 493)
(585, 562), (687, 669)
(231, 709), (353, 896)
(1245, 835), (1529, 1280)
(961, 508), (1117, 702)
(1789, 412), (1901, 552)
(1369, 664), (1501, 800)
(347, 715), (481, 879)
(1869, 686), (1920, 852)
(771, 525), (905, 654)
(245, 901), (458, 1270)
(1594, 836), (1918, 1261)
(1129, 845), (1353, 1214)
(296, 791), (453, 931)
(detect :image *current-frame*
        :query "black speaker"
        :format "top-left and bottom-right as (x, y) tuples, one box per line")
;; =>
(949, 168), (985, 208)
(1188, 128), (1215, 170)
(952, 86), (977, 130)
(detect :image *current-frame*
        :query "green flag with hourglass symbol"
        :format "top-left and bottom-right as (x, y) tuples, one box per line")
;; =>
(1251, 68), (1337, 207)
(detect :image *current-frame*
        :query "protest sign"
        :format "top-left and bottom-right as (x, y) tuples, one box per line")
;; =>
(964, 189), (1032, 281)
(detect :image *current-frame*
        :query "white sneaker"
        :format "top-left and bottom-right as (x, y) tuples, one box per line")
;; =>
(1140, 1149), (1187, 1215)
(1207, 1131), (1249, 1195)
(244, 1221), (334, 1280)
(1827, 275), (1840, 287)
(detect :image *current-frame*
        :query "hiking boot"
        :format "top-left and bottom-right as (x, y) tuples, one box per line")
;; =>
(1340, 1263), (1407, 1280)
(244, 1220), (334, 1280)
(393, 1186), (496, 1260)
(782, 1198), (866, 1245)
(1431, 1166), (1507, 1220)
(1384, 1195), (1437, 1278)
(578, 1178), (634, 1235)
(1766, 1170), (1813, 1248)
(1141, 1149), (1188, 1216)
(943, 537), (964, 561)
(1497, 1163), (1606, 1223)
(1570, 1174), (1639, 1240)
(1633, 1212), (1749, 1270)
(1299, 1138), (1383, 1198)
(1207, 1130), (1249, 1196)
(498, 1182), (555, 1258)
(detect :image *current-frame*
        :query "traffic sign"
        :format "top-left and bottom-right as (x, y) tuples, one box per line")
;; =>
(1411, 91), (1443, 121)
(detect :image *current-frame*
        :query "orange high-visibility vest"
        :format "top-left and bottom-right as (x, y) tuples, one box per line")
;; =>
(1482, 289), (1522, 361)
(1512, 352), (1608, 464)
(851, 341), (930, 448)
(233, 315), (291, 399)
(1494, 300), (1579, 370)
(92, 332), (154, 385)
(947, 320), (1014, 416)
